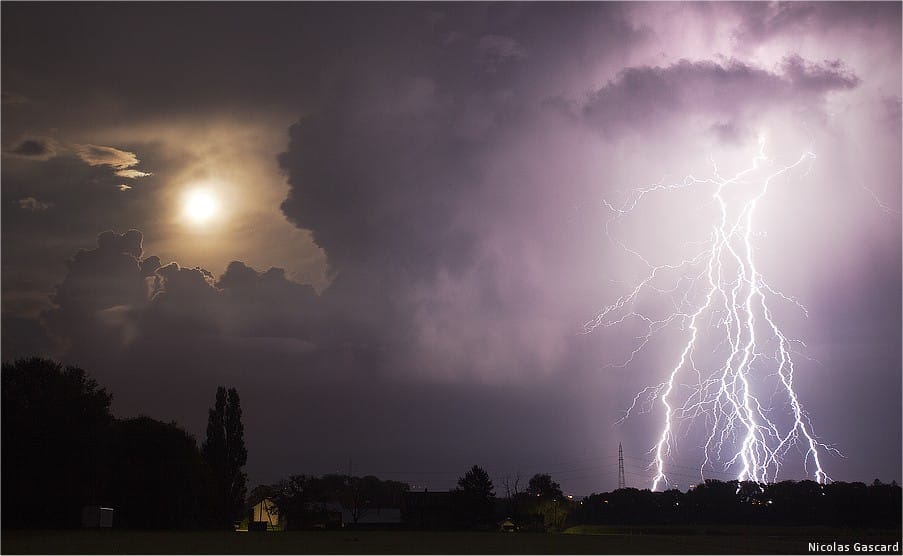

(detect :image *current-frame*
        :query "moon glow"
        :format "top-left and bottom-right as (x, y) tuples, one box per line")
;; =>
(182, 188), (220, 225)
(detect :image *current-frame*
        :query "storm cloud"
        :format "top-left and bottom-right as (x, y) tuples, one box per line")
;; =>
(43, 230), (321, 357)
(2, 3), (899, 493)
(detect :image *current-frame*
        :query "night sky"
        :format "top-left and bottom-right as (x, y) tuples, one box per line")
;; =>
(2, 2), (900, 495)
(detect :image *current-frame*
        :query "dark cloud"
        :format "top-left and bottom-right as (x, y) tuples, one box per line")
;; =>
(276, 69), (538, 371)
(204, 262), (318, 342)
(278, 94), (480, 282)
(144, 262), (223, 336)
(39, 229), (323, 360)
(1, 146), (168, 323)
(581, 56), (859, 135)
(780, 54), (860, 93)
(275, 4), (634, 278)
(43, 230), (150, 348)
(271, 15), (636, 384)
(275, 45), (862, 384)
(97, 229), (144, 258)
(154, 262), (216, 297)
(6, 137), (56, 160)
(140, 255), (162, 277)
(218, 262), (317, 311)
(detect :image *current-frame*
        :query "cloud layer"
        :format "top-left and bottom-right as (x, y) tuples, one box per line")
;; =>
(2, 3), (899, 492)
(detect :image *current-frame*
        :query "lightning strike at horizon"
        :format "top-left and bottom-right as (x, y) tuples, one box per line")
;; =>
(586, 135), (838, 491)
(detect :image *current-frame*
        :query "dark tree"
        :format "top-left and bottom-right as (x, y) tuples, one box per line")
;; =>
(685, 479), (741, 523)
(526, 473), (563, 499)
(338, 474), (409, 525)
(458, 465), (495, 498)
(503, 472), (527, 524)
(108, 417), (214, 529)
(341, 476), (374, 524)
(571, 479), (901, 528)
(203, 388), (226, 474)
(336, 474), (410, 525)
(202, 386), (248, 527)
(269, 474), (409, 530)
(269, 474), (337, 530)
(225, 388), (248, 516)
(1, 358), (113, 528)
(520, 474), (568, 531)
(455, 465), (496, 528)
(270, 475), (311, 530)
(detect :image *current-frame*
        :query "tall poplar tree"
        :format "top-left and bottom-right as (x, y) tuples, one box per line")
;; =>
(203, 386), (247, 528)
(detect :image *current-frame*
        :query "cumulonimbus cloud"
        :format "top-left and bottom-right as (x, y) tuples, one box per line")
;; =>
(42, 230), (321, 356)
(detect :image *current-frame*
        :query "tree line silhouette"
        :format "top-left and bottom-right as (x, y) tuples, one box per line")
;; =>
(254, 465), (571, 531)
(576, 479), (901, 529)
(2, 358), (246, 529)
(2, 357), (899, 532)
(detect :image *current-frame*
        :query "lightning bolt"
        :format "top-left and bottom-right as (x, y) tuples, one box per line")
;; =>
(586, 135), (838, 491)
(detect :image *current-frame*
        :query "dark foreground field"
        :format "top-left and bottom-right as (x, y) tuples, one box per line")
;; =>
(3, 526), (901, 554)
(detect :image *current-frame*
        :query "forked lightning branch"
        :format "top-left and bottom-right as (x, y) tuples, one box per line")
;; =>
(586, 136), (838, 491)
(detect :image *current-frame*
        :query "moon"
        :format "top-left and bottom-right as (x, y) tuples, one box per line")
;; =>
(182, 188), (220, 225)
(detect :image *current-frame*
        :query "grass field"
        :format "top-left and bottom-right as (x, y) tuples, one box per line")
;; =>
(3, 527), (900, 554)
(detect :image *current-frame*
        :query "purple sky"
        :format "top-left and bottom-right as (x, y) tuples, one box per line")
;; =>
(2, 2), (900, 495)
